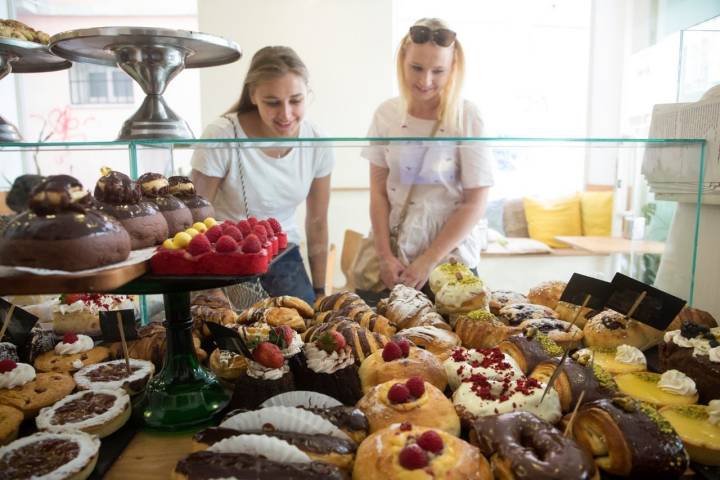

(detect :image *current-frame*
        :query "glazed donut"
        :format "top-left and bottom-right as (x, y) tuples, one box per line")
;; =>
(489, 290), (529, 315)
(527, 280), (567, 310)
(453, 310), (522, 349)
(358, 343), (448, 394)
(428, 258), (474, 294)
(555, 301), (595, 328)
(392, 326), (461, 361)
(498, 303), (558, 326)
(353, 423), (489, 480)
(497, 329), (564, 375)
(356, 378), (460, 435)
(583, 309), (661, 351)
(470, 411), (598, 480)
(518, 318), (584, 351)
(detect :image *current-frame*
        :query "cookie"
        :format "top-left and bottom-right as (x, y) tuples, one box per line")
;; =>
(0, 372), (75, 418)
(34, 346), (110, 373)
(0, 405), (23, 445)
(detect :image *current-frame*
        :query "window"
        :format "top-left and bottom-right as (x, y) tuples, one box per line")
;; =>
(69, 63), (134, 105)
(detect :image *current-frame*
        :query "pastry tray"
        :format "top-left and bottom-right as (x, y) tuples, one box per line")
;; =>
(0, 37), (72, 73)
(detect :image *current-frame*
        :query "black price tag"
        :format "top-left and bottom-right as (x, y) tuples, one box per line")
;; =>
(206, 322), (252, 358)
(0, 298), (38, 347)
(99, 310), (138, 343)
(560, 273), (613, 310)
(606, 273), (686, 330)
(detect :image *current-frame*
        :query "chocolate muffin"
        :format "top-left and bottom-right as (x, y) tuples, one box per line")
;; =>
(168, 176), (215, 222)
(0, 175), (131, 271)
(137, 172), (192, 236)
(94, 170), (168, 249)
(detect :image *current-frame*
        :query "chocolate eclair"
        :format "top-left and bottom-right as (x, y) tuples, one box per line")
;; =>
(137, 172), (192, 236)
(168, 176), (214, 222)
(0, 175), (131, 271)
(302, 406), (370, 444)
(94, 170), (168, 249)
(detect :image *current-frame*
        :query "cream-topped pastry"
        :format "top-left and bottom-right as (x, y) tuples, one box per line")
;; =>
(304, 343), (354, 374)
(443, 347), (522, 391)
(246, 359), (288, 381)
(0, 361), (36, 389)
(659, 370), (697, 396)
(54, 334), (93, 355)
(616, 371), (699, 407)
(574, 345), (646, 375)
(664, 326), (720, 358)
(428, 258), (474, 294)
(435, 273), (489, 315)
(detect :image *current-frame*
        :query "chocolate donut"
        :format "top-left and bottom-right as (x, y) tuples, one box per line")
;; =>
(471, 411), (597, 480)
(137, 172), (192, 236)
(0, 175), (131, 271)
(94, 171), (168, 249)
(168, 176), (215, 222)
(497, 328), (564, 374)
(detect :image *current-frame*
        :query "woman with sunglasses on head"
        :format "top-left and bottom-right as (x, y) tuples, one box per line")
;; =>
(357, 18), (492, 302)
(190, 46), (334, 305)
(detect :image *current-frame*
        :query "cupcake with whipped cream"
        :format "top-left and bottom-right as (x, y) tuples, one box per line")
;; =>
(293, 331), (362, 405)
(443, 346), (523, 391)
(660, 320), (720, 403)
(229, 340), (295, 410)
(574, 344), (647, 375)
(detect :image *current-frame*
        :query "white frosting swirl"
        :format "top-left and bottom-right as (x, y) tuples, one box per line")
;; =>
(54, 334), (94, 355)
(304, 343), (355, 374)
(281, 331), (303, 359)
(0, 362), (36, 389)
(615, 345), (646, 366)
(664, 329), (720, 362)
(658, 369), (697, 396)
(709, 346), (720, 363)
(708, 399), (720, 426)
(246, 359), (288, 380)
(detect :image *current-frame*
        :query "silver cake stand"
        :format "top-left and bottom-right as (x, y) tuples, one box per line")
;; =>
(49, 27), (241, 140)
(0, 37), (72, 142)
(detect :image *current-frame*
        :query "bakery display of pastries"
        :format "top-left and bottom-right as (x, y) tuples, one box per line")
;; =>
(303, 319), (389, 364)
(312, 299), (396, 336)
(555, 300), (594, 327)
(73, 358), (154, 394)
(574, 344), (647, 374)
(94, 170), (169, 249)
(488, 289), (528, 315)
(0, 359), (75, 418)
(168, 176), (215, 222)
(660, 401), (720, 466)
(229, 341), (295, 409)
(567, 397), (689, 478)
(0, 175), (131, 271)
(518, 317), (584, 350)
(527, 280), (566, 310)
(434, 272), (490, 316)
(392, 325), (460, 360)
(615, 369), (699, 407)
(497, 302), (558, 326)
(454, 310), (521, 348)
(52, 293), (137, 336)
(583, 308), (663, 351)
(497, 328), (564, 374)
(34, 332), (110, 373)
(443, 346), (523, 391)
(376, 284), (450, 330)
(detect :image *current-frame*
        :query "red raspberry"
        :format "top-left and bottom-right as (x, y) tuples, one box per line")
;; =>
(397, 339), (411, 357)
(215, 235), (239, 253)
(399, 422), (413, 431)
(237, 220), (252, 236)
(63, 332), (79, 344)
(382, 341), (403, 362)
(247, 216), (258, 227)
(220, 220), (236, 230)
(398, 444), (428, 470)
(0, 359), (17, 373)
(242, 234), (262, 254)
(405, 376), (425, 398)
(205, 225), (224, 243)
(387, 383), (411, 404)
(416, 430), (444, 454)
(253, 225), (268, 243)
(268, 218), (282, 234)
(187, 233), (212, 256)
(223, 226), (243, 242)
(259, 220), (274, 237)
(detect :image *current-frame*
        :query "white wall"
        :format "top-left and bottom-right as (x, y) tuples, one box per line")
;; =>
(198, 0), (395, 286)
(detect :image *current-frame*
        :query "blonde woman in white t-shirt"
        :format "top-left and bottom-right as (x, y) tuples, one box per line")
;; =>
(190, 46), (334, 304)
(358, 18), (493, 302)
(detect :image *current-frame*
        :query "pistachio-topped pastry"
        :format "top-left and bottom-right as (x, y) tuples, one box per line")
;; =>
(574, 344), (647, 375)
(0, 175), (131, 271)
(137, 172), (192, 235)
(435, 272), (490, 316)
(168, 176), (215, 222)
(615, 370), (699, 408)
(497, 328), (563, 374)
(660, 401), (720, 466)
(94, 170), (168, 249)
(428, 257), (474, 294)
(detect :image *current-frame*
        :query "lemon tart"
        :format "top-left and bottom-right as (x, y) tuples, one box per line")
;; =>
(659, 402), (720, 466)
(615, 370), (698, 407)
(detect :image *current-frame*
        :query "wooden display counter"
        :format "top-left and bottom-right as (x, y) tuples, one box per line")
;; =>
(105, 430), (194, 480)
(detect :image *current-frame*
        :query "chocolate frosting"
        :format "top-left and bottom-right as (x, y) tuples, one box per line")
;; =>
(659, 339), (720, 403)
(137, 172), (169, 196)
(303, 406), (369, 433)
(2, 208), (128, 241)
(175, 451), (349, 480)
(584, 398), (688, 479)
(27, 174), (92, 215)
(194, 427), (356, 454)
(94, 171), (141, 204)
(538, 357), (615, 407)
(502, 334), (553, 374)
(473, 411), (596, 480)
(167, 176), (196, 197)
(95, 201), (161, 220)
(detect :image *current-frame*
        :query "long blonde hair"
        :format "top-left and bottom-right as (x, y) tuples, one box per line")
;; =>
(226, 46), (309, 115)
(396, 18), (465, 134)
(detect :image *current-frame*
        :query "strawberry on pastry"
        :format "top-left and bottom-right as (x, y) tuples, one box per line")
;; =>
(230, 340), (294, 409)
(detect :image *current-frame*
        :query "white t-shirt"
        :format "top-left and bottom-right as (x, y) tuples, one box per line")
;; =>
(361, 97), (493, 268)
(190, 115), (334, 245)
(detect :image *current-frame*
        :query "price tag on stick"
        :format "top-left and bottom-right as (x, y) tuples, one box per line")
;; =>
(206, 322), (253, 358)
(99, 309), (138, 343)
(0, 298), (38, 348)
(606, 273), (686, 330)
(116, 311), (131, 374)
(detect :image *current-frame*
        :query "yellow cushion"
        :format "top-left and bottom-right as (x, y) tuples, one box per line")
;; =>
(523, 195), (582, 247)
(580, 191), (613, 236)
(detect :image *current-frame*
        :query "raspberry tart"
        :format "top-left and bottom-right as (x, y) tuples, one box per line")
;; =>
(73, 358), (154, 395)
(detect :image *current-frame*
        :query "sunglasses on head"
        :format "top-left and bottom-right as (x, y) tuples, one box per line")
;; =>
(409, 25), (457, 47)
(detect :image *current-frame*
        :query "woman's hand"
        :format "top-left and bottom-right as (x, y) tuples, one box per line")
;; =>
(399, 253), (435, 290)
(379, 254), (405, 289)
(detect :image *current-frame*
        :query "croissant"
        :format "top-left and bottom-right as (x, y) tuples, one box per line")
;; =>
(303, 319), (389, 364)
(237, 306), (306, 332)
(249, 296), (314, 319)
(392, 326), (460, 360)
(314, 291), (365, 312)
(376, 284), (450, 331)
(453, 311), (521, 349)
(567, 397), (688, 478)
(108, 323), (207, 369)
(312, 303), (396, 337)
